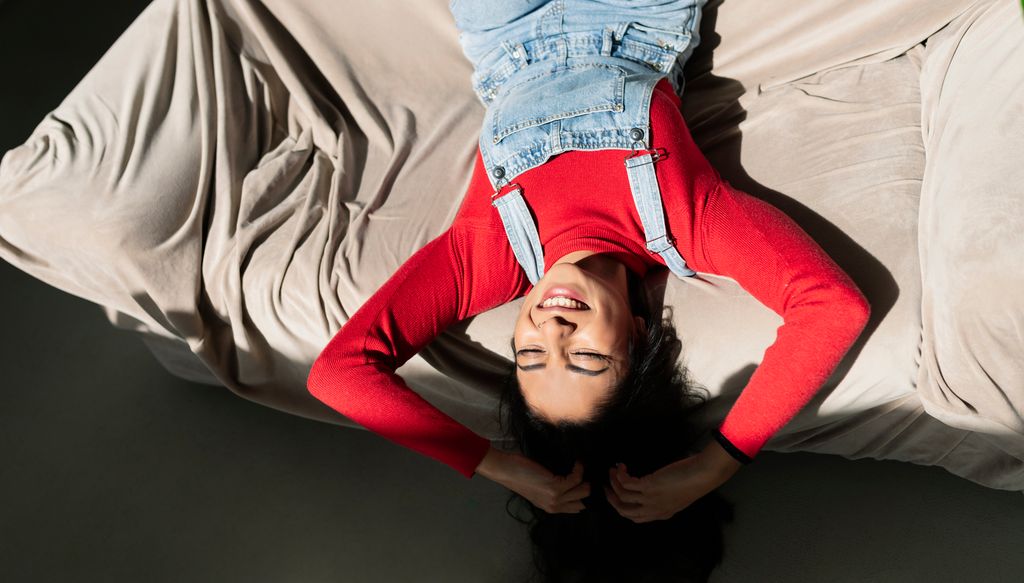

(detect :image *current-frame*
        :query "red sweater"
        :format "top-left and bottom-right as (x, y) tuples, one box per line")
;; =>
(307, 79), (871, 479)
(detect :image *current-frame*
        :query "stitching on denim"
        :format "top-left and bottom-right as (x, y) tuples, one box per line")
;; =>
(492, 65), (626, 143)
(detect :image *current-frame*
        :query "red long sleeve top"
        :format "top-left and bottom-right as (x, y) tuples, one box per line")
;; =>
(307, 79), (871, 479)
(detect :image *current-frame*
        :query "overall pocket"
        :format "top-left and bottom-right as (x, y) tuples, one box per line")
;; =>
(489, 63), (627, 144)
(614, 20), (697, 73)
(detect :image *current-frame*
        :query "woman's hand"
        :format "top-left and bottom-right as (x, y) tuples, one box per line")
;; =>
(604, 439), (743, 523)
(475, 447), (591, 514)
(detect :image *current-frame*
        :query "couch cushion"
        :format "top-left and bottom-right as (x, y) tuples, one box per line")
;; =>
(915, 0), (1024, 459)
(684, 0), (978, 94)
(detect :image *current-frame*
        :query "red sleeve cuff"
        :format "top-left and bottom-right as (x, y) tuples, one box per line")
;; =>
(711, 427), (755, 465)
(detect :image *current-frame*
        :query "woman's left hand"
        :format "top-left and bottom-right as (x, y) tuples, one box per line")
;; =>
(604, 439), (744, 523)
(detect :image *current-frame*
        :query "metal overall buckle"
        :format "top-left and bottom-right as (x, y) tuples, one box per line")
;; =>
(490, 179), (521, 201)
(624, 145), (668, 164)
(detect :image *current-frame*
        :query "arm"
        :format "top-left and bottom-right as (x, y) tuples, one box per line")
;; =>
(692, 180), (872, 462)
(307, 224), (524, 478)
(604, 186), (870, 521)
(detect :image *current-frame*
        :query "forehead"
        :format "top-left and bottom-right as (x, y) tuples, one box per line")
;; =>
(516, 365), (624, 421)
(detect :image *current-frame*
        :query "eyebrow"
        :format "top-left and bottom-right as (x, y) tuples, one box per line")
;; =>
(515, 362), (610, 376)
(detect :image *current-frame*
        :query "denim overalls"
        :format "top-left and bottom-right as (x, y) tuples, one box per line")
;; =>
(450, 0), (707, 285)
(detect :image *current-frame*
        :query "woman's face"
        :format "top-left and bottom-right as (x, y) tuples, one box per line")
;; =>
(512, 256), (644, 423)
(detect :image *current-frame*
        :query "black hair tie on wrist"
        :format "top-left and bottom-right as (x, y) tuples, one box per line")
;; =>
(711, 428), (755, 465)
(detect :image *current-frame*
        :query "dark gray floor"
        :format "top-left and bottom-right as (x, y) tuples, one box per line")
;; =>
(1, 1), (1022, 582)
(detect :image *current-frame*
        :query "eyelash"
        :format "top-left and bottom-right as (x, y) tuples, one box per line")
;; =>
(517, 348), (607, 361)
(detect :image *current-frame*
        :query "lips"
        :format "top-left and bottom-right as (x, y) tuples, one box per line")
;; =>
(537, 286), (590, 311)
(541, 286), (587, 304)
(537, 304), (589, 312)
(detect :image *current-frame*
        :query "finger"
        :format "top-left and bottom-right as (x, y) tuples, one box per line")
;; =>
(569, 460), (585, 482)
(609, 467), (644, 504)
(645, 510), (677, 523)
(603, 484), (625, 515)
(559, 479), (591, 503)
(604, 485), (642, 519)
(565, 460), (583, 480)
(606, 465), (638, 502)
(616, 463), (645, 492)
(554, 461), (586, 494)
(554, 500), (586, 514)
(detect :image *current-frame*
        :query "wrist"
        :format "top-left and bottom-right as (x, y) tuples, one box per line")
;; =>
(703, 438), (744, 479)
(710, 427), (754, 466)
(474, 446), (507, 481)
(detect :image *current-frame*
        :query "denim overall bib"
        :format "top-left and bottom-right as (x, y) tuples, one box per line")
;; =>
(451, 0), (707, 285)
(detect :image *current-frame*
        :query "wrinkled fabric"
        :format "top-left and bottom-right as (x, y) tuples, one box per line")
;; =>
(915, 0), (1024, 460)
(1, 0), (1022, 490)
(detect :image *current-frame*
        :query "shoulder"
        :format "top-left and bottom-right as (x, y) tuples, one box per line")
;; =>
(446, 221), (519, 280)
(649, 78), (685, 129)
(652, 77), (682, 107)
(447, 222), (531, 317)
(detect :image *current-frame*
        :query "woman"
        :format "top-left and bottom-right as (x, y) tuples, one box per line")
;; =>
(307, 0), (870, 525)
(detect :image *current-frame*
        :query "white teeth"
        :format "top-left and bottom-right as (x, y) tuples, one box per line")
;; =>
(540, 296), (587, 309)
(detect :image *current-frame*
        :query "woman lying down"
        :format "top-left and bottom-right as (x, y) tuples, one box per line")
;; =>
(307, 0), (869, 579)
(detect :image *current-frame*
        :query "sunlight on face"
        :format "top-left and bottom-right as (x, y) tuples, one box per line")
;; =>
(511, 259), (643, 423)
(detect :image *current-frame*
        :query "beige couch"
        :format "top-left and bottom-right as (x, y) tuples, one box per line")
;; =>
(1, 0), (1022, 490)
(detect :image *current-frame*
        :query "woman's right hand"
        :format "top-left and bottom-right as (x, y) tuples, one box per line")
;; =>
(474, 447), (590, 514)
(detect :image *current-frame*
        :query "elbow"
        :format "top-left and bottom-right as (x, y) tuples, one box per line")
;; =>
(307, 342), (372, 401)
(306, 350), (349, 400)
(306, 356), (326, 399)
(838, 284), (872, 333)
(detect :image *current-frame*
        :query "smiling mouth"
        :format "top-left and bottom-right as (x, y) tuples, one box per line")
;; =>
(537, 296), (591, 311)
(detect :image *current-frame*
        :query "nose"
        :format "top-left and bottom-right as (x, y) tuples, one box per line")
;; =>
(538, 314), (576, 335)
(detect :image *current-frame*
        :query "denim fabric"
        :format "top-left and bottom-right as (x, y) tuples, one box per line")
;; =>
(450, 0), (705, 188)
(450, 0), (705, 283)
(625, 151), (697, 278)
(490, 187), (547, 282)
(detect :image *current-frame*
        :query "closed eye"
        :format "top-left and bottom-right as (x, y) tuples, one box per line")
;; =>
(516, 348), (609, 361)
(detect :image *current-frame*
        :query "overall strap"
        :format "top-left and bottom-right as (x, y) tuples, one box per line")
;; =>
(491, 185), (545, 285)
(624, 151), (697, 278)
(490, 150), (698, 285)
